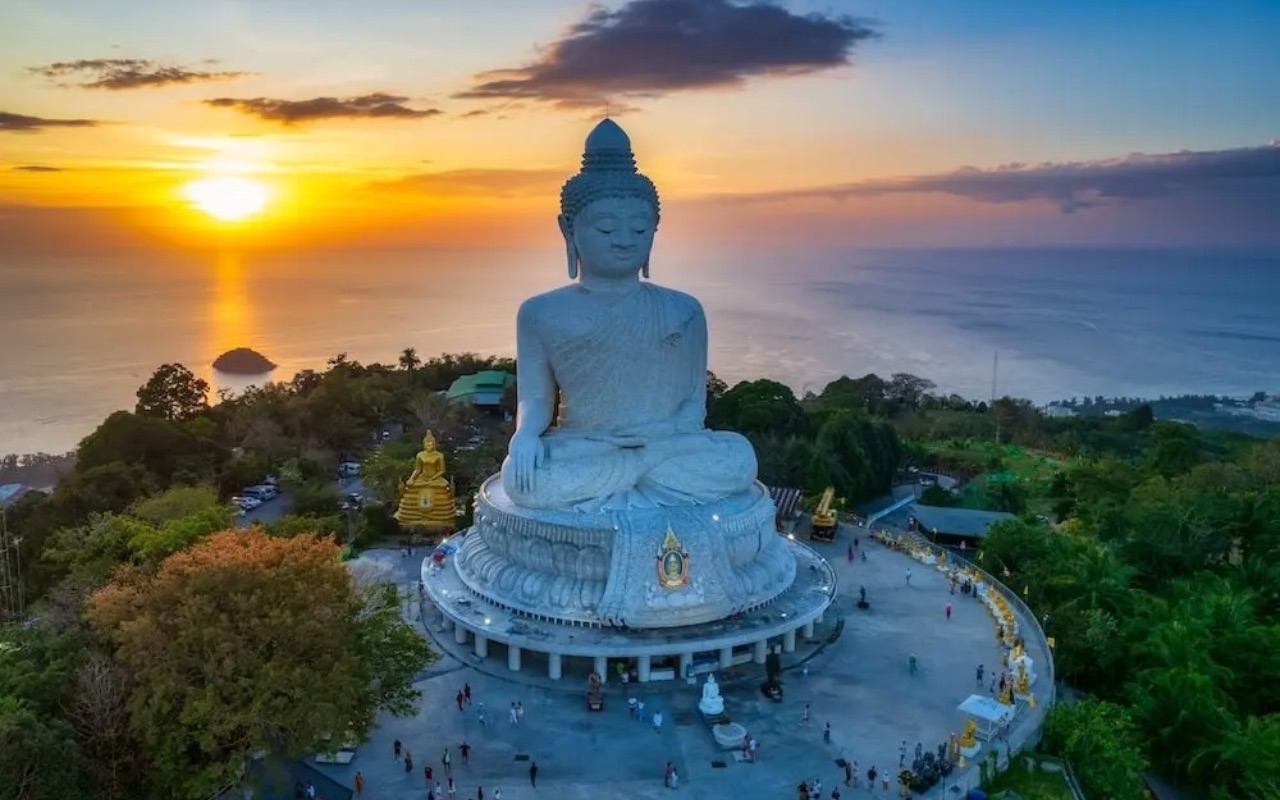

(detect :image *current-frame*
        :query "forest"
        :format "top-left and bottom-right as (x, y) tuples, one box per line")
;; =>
(1, 354), (1277, 799)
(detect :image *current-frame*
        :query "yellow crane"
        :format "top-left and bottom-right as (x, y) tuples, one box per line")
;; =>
(810, 486), (838, 542)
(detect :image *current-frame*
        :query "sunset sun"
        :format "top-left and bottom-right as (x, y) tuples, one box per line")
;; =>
(183, 176), (271, 221)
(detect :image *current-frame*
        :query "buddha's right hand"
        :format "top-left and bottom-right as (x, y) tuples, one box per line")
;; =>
(507, 433), (545, 493)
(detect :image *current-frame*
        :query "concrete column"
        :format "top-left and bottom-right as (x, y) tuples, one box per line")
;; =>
(508, 645), (522, 672)
(548, 653), (563, 681)
(719, 646), (734, 670)
(679, 652), (693, 680)
(783, 628), (797, 653)
(753, 640), (768, 664)
(440, 616), (453, 632)
(817, 610), (826, 625)
(638, 654), (652, 682)
(474, 633), (488, 658)
(802, 620), (815, 639)
(454, 624), (468, 645)
(594, 655), (608, 682)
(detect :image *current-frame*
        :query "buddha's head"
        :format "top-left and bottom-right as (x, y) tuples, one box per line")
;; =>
(422, 430), (437, 451)
(558, 119), (661, 281)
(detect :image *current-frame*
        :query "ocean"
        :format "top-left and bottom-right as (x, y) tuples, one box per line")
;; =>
(1, 246), (1277, 456)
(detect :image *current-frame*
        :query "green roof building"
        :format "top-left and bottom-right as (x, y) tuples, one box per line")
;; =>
(446, 370), (515, 408)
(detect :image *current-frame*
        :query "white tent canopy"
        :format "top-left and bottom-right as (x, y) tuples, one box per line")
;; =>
(958, 694), (1015, 741)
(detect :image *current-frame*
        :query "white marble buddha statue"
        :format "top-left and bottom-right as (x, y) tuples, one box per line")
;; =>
(501, 119), (758, 512)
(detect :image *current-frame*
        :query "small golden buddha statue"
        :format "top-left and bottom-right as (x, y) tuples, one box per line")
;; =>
(1015, 662), (1030, 696)
(395, 431), (457, 531)
(959, 719), (978, 749)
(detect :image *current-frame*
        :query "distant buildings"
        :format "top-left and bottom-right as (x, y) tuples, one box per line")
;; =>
(1041, 405), (1077, 418)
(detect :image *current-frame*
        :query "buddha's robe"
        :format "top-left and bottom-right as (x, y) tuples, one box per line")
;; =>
(501, 282), (757, 511)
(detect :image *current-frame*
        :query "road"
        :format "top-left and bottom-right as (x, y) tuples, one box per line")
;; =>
(234, 475), (367, 529)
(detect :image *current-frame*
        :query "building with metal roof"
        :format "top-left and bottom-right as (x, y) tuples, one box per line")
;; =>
(445, 370), (515, 409)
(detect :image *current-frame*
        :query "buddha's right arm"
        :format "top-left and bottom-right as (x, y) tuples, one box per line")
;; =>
(513, 303), (555, 438)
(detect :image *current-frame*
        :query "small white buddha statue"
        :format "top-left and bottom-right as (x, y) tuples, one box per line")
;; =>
(501, 119), (758, 511)
(698, 672), (725, 716)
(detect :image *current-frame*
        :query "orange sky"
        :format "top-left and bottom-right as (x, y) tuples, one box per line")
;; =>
(3, 0), (1278, 251)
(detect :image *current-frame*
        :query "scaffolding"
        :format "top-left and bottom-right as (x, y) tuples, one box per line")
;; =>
(0, 505), (23, 621)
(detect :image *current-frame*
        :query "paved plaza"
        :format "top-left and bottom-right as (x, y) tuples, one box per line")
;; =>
(316, 528), (1049, 799)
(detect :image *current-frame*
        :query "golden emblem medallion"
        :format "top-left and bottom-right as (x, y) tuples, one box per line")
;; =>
(656, 525), (690, 589)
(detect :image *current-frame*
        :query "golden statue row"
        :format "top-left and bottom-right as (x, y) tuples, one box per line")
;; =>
(395, 431), (458, 533)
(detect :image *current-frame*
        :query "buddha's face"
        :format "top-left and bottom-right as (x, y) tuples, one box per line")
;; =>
(571, 197), (656, 280)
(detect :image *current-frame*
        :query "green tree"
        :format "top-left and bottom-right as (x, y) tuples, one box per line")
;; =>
(87, 530), (433, 799)
(398, 347), (421, 371)
(134, 363), (209, 422)
(1042, 699), (1148, 800)
(709, 379), (807, 437)
(129, 486), (221, 526)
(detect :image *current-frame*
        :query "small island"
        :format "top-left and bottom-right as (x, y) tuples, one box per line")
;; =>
(212, 347), (276, 375)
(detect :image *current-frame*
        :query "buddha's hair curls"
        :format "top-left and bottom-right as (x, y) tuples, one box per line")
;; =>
(559, 119), (660, 232)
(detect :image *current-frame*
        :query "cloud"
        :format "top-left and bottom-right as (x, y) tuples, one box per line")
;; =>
(203, 93), (442, 125)
(377, 168), (566, 197)
(748, 143), (1280, 214)
(13, 164), (63, 172)
(29, 58), (249, 90)
(0, 111), (100, 133)
(455, 0), (878, 108)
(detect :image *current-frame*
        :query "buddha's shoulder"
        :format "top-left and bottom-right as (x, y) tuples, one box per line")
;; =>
(644, 282), (704, 316)
(517, 286), (579, 318)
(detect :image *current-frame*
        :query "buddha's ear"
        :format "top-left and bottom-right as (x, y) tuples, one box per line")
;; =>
(641, 260), (650, 279)
(558, 214), (578, 279)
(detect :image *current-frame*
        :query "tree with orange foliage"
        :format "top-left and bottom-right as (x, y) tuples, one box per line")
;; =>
(88, 529), (431, 799)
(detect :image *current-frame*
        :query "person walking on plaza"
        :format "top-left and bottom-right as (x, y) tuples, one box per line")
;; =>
(447, 776), (457, 798)
(664, 761), (673, 788)
(529, 761), (539, 788)
(354, 771), (365, 797)
(456, 690), (465, 711)
(425, 765), (433, 783)
(905, 567), (912, 586)
(802, 703), (811, 725)
(908, 654), (918, 675)
(653, 708), (664, 732)
(394, 739), (402, 760)
(460, 741), (471, 766)
(945, 602), (953, 620)
(823, 721), (831, 743)
(404, 749), (413, 773)
(442, 746), (452, 776)
(517, 701), (525, 724)
(976, 664), (985, 688)
(867, 766), (878, 793)
(510, 702), (519, 726)
(844, 761), (853, 786)
(464, 683), (472, 704)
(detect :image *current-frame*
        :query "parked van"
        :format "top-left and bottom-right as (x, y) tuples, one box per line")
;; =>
(242, 484), (278, 501)
(339, 462), (361, 477)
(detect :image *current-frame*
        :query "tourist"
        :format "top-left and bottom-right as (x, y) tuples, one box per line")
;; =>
(628, 697), (638, 718)
(945, 602), (952, 620)
(477, 701), (487, 727)
(448, 776), (457, 798)
(456, 690), (466, 712)
(493, 790), (501, 800)
(460, 741), (471, 765)
(477, 786), (485, 800)
(428, 788), (435, 800)
(637, 698), (646, 720)
(442, 747), (452, 776)
(464, 683), (472, 704)
(669, 766), (679, 789)
(976, 664), (985, 687)
(394, 739), (402, 760)
(354, 771), (365, 797)
(867, 766), (878, 791)
(823, 722), (831, 743)
(516, 701), (525, 723)
(405, 749), (414, 772)
(434, 781), (443, 799)
(509, 702), (519, 725)
(831, 786), (841, 800)
(847, 760), (857, 786)
(305, 783), (316, 799)
(529, 761), (539, 787)
(749, 736), (759, 762)
(663, 761), (673, 787)
(908, 654), (918, 675)
(899, 741), (906, 767)
(812, 776), (822, 797)
(847, 543), (854, 563)
(802, 702), (810, 725)
(905, 567), (912, 586)
(425, 765), (433, 783)
(653, 708), (664, 732)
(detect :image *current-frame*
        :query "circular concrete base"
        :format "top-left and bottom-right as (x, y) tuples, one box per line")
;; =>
(423, 533), (833, 683)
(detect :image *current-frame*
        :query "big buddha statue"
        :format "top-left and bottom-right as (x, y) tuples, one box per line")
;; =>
(501, 119), (757, 513)
(452, 120), (796, 629)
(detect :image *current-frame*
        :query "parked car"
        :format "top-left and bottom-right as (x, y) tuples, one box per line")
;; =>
(338, 462), (361, 477)
(242, 484), (278, 501)
(232, 496), (262, 511)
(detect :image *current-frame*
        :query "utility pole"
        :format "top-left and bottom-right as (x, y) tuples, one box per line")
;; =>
(991, 352), (1001, 444)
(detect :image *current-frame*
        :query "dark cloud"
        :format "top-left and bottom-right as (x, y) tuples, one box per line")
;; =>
(29, 58), (249, 90)
(455, 0), (878, 108)
(378, 168), (566, 197)
(13, 164), (63, 172)
(751, 143), (1280, 214)
(203, 93), (442, 125)
(0, 111), (100, 132)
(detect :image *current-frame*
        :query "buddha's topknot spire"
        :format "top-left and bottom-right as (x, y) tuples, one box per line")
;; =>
(560, 118), (660, 232)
